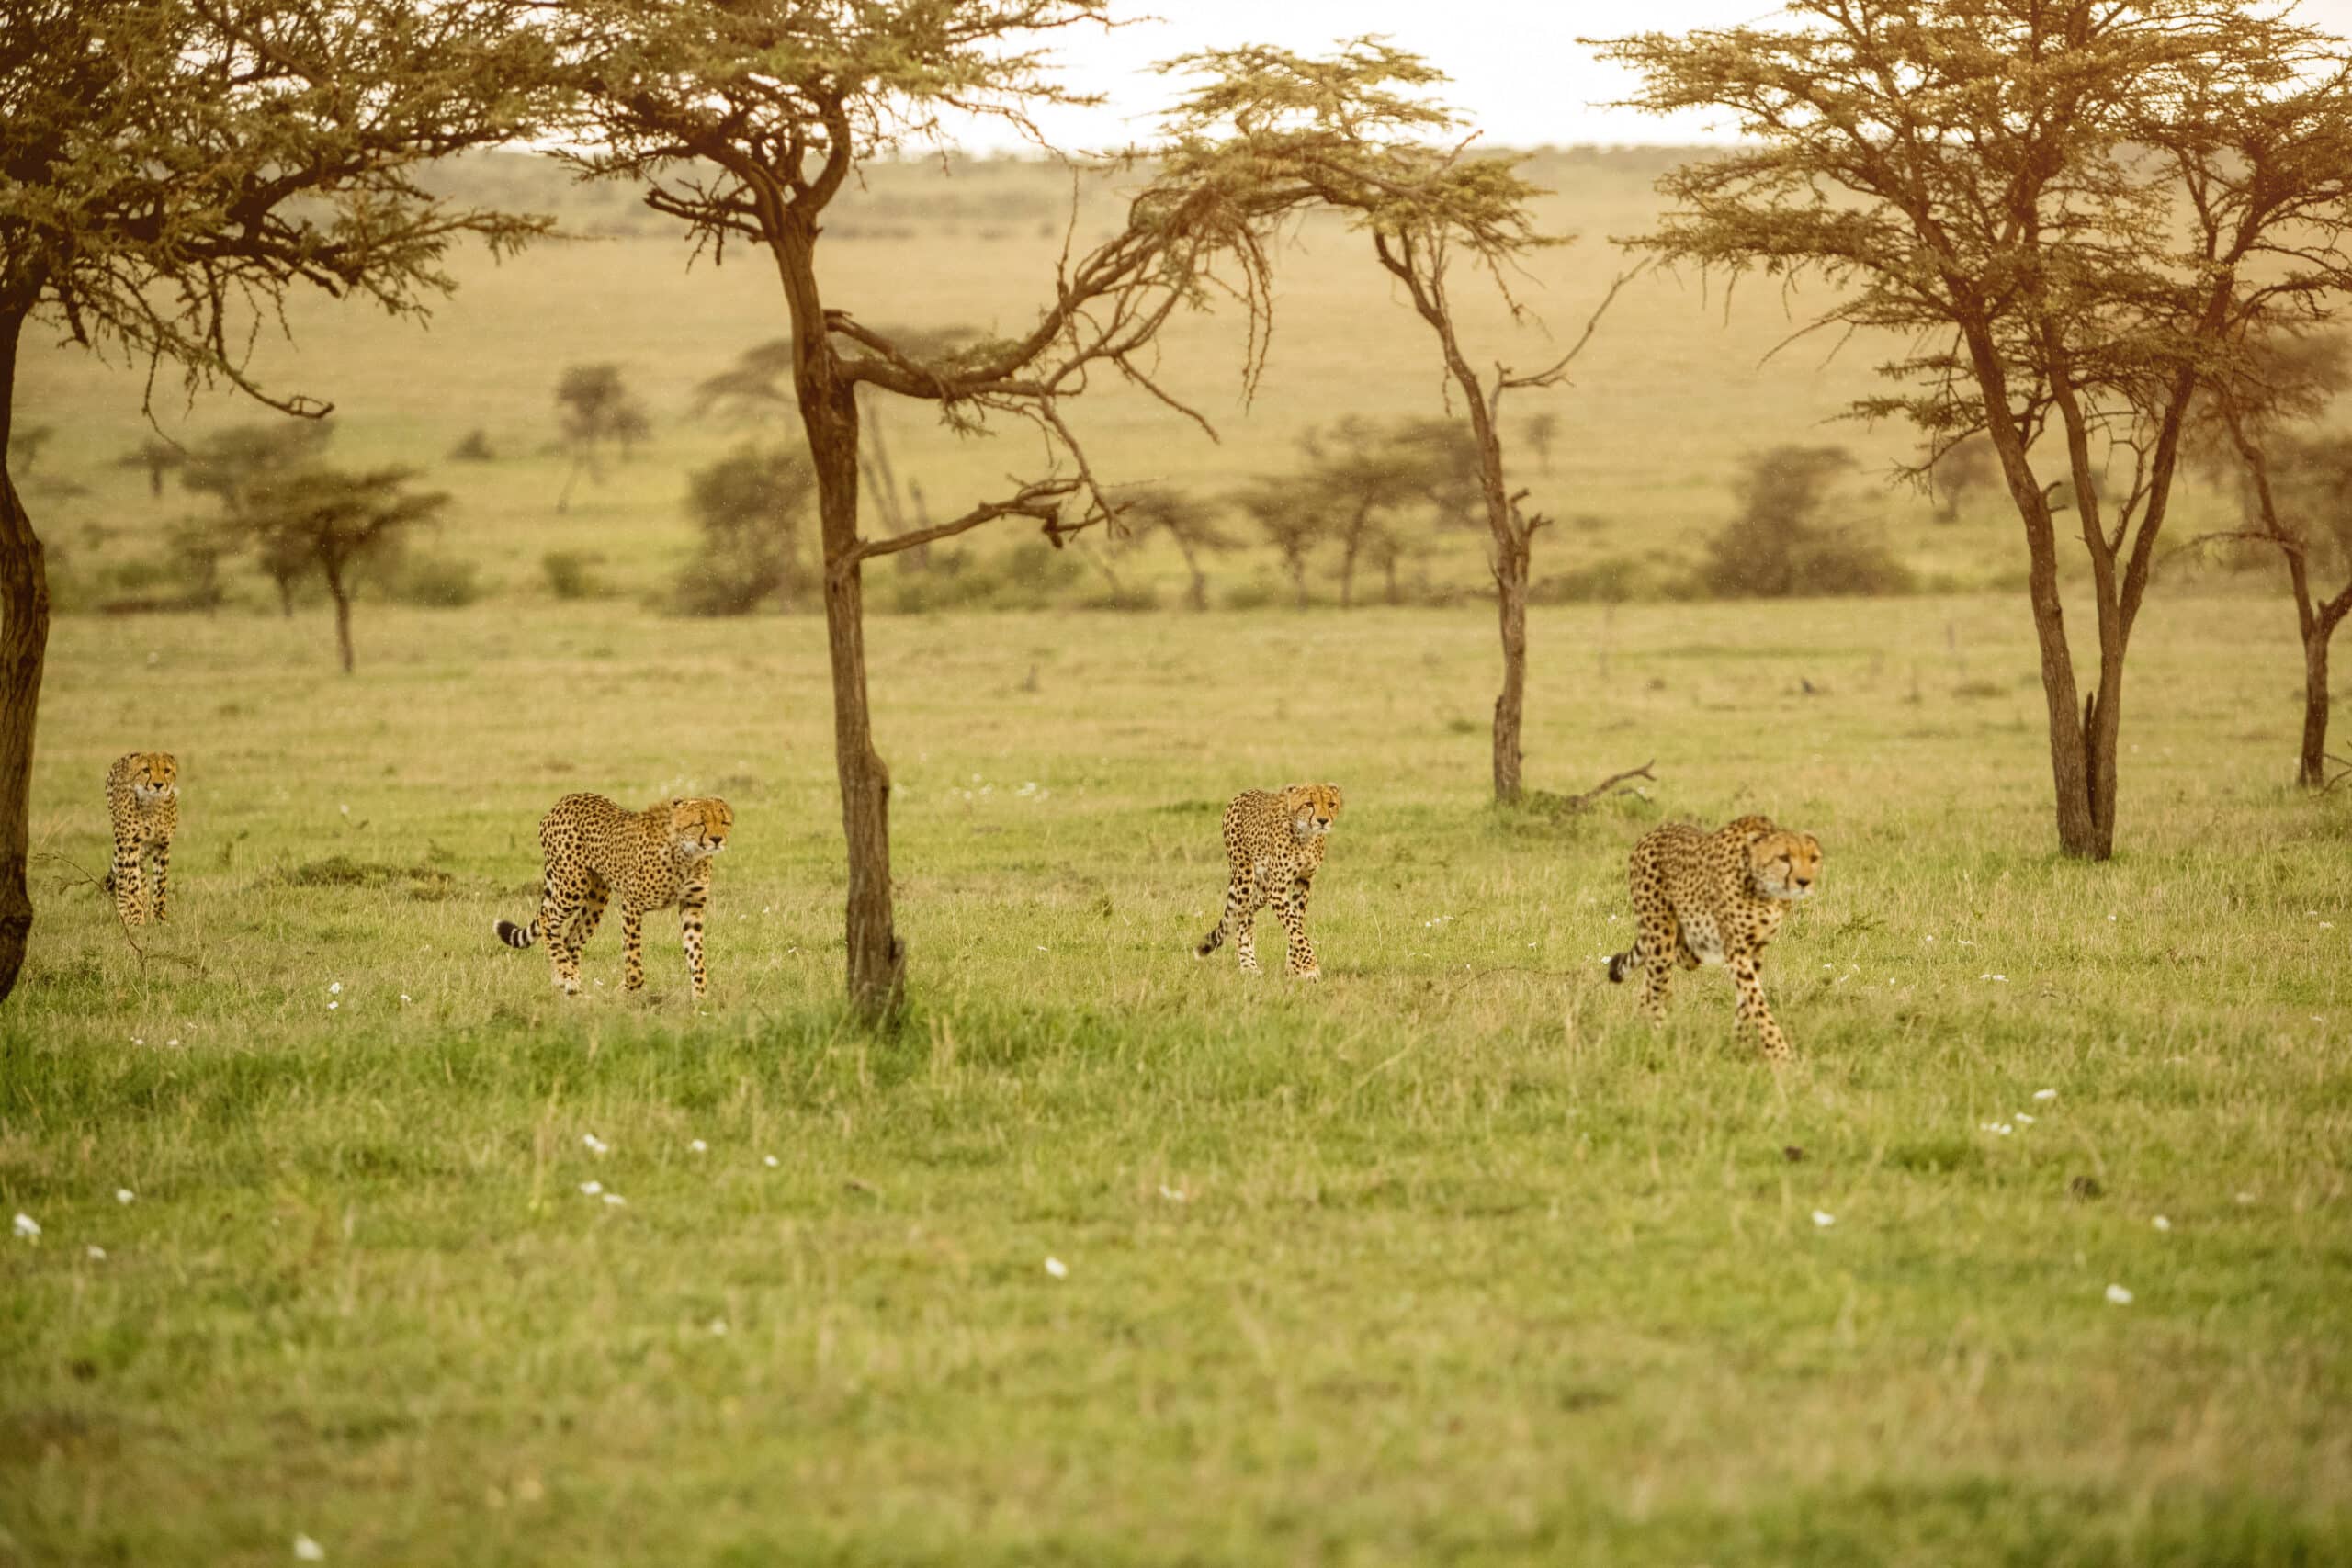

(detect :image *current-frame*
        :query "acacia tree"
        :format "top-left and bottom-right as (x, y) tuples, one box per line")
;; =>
(693, 327), (982, 570)
(553, 0), (1306, 1018)
(182, 420), (338, 615)
(1235, 475), (1330, 607)
(553, 363), (650, 512)
(0, 0), (550, 1003)
(1115, 485), (1238, 611)
(241, 467), (448, 673)
(2186, 330), (2352, 787)
(1159, 41), (1641, 802)
(1602, 0), (2352, 858)
(1299, 418), (1424, 610)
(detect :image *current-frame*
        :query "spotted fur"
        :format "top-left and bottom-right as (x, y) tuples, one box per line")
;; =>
(102, 751), (179, 927)
(1194, 784), (1343, 979)
(493, 793), (732, 998)
(1605, 814), (1822, 1060)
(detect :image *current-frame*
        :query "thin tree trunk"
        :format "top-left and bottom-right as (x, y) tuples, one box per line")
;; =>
(2224, 405), (2344, 793)
(0, 306), (47, 1003)
(1492, 529), (1530, 803)
(1175, 537), (1207, 611)
(328, 573), (355, 674)
(777, 216), (903, 1021)
(2301, 622), (2335, 790)
(1388, 254), (1529, 804)
(1962, 323), (2102, 857)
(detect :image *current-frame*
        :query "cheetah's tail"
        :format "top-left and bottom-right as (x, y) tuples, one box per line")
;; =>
(1605, 949), (1639, 984)
(1194, 923), (1225, 959)
(494, 918), (540, 951)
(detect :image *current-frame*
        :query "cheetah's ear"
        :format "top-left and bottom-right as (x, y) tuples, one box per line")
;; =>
(1800, 832), (1821, 855)
(1326, 784), (1344, 811)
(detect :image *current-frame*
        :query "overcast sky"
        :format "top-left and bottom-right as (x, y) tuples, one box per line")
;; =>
(964, 0), (2352, 152)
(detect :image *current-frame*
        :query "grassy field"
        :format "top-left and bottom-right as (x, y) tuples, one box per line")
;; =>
(9, 149), (2274, 613)
(4, 592), (2349, 1564)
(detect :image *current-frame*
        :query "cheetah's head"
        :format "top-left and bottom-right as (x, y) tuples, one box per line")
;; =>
(129, 752), (178, 804)
(1282, 783), (1343, 838)
(1744, 825), (1821, 901)
(669, 797), (734, 862)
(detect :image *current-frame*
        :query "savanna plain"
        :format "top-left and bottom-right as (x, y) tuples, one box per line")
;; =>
(4, 152), (2351, 1565)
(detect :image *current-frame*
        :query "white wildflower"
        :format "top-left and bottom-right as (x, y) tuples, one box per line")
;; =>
(689, 1139), (707, 1154)
(328, 982), (342, 995)
(579, 1180), (603, 1197)
(116, 1189), (134, 1204)
(582, 1134), (607, 1156)
(602, 1193), (626, 1207)
(293, 1534), (326, 1562)
(763, 1155), (779, 1168)
(1811, 1210), (1836, 1227)
(2104, 1283), (2133, 1306)
(708, 1319), (728, 1336)
(2152, 1215), (2171, 1232)
(1044, 1256), (1069, 1279)
(2014, 1112), (2035, 1124)
(1159, 1185), (1187, 1202)
(13, 1213), (40, 1238)
(2033, 1089), (2058, 1100)
(327, 1001), (339, 1011)
(86, 1246), (107, 1261)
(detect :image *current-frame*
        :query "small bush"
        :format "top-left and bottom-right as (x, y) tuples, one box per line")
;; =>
(1695, 445), (1916, 598)
(876, 540), (1085, 615)
(448, 429), (496, 463)
(1532, 556), (1644, 604)
(673, 446), (812, 615)
(542, 550), (606, 602)
(1220, 574), (1288, 612)
(379, 552), (483, 608)
(1078, 582), (1161, 613)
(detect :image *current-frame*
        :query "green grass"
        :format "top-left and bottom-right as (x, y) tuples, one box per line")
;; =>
(4, 594), (2349, 1564)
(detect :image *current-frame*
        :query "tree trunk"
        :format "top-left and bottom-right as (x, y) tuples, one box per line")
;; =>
(777, 216), (903, 1021)
(2301, 623), (2334, 790)
(276, 570), (296, 618)
(328, 574), (355, 674)
(0, 307), (48, 1004)
(1491, 528), (1529, 804)
(1175, 538), (1207, 611)
(1962, 323), (2103, 857)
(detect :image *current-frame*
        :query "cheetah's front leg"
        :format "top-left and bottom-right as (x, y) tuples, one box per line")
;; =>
(678, 881), (709, 998)
(1730, 955), (1791, 1061)
(109, 838), (146, 927)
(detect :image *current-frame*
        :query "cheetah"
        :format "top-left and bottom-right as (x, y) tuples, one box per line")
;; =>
(102, 751), (179, 927)
(1194, 784), (1343, 979)
(1604, 814), (1822, 1060)
(493, 793), (732, 998)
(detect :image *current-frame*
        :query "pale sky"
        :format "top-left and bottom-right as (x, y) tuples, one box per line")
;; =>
(964, 0), (2352, 152)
